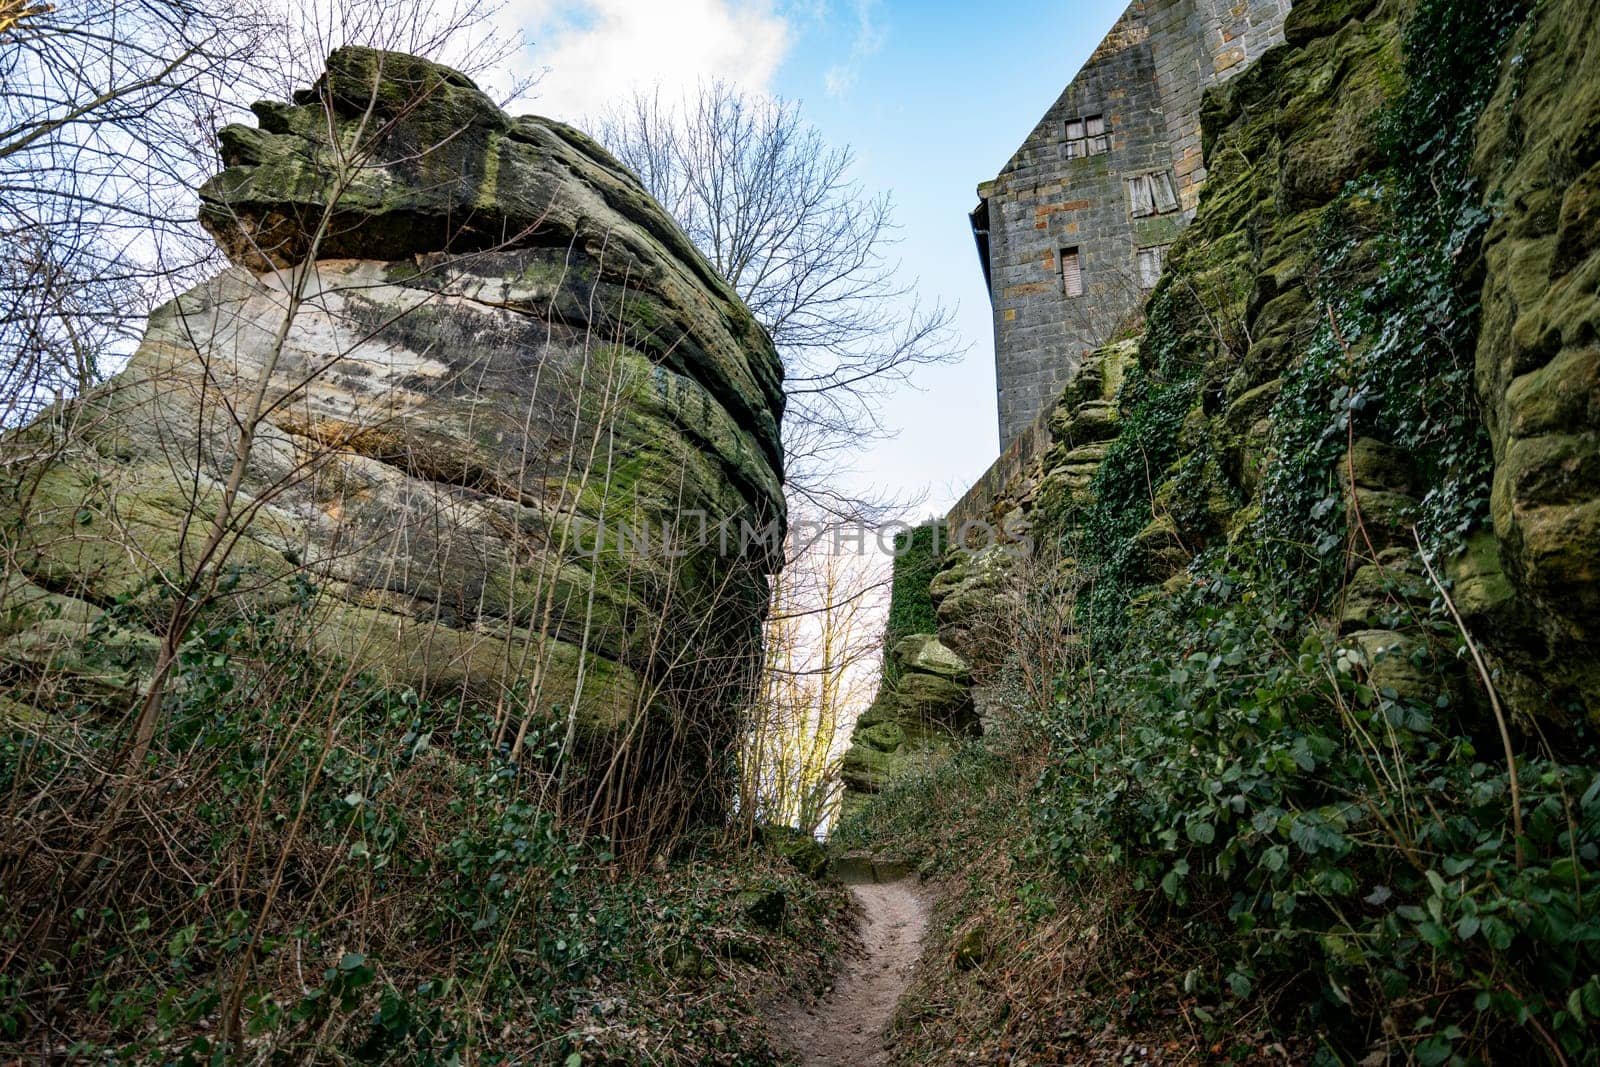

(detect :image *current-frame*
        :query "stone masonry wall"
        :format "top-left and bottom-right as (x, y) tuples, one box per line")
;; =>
(946, 401), (1054, 538)
(1149, 0), (1293, 210)
(975, 0), (1287, 449)
(980, 3), (1170, 447)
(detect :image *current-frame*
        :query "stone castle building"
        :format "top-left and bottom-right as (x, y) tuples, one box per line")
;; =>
(972, 0), (1290, 448)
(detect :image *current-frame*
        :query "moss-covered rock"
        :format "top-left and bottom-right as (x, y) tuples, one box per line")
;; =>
(1458, 0), (1600, 721)
(0, 49), (786, 839)
(839, 633), (976, 810)
(893, 633), (971, 681)
(934, 0), (1600, 732)
(734, 886), (787, 931)
(757, 824), (829, 880)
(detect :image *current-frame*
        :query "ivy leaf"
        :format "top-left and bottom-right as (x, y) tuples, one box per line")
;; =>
(1415, 1035), (1454, 1066)
(1418, 921), (1452, 950)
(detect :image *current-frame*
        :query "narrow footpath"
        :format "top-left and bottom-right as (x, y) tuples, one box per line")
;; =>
(772, 879), (931, 1066)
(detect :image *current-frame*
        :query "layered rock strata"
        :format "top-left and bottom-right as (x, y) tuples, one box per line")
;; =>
(0, 49), (786, 835)
(840, 634), (976, 817)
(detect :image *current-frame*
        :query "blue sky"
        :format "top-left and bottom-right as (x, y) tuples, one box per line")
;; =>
(515, 0), (1131, 514)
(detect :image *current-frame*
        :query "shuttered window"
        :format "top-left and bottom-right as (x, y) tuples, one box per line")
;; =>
(1153, 170), (1178, 213)
(1085, 114), (1108, 154)
(1064, 114), (1109, 159)
(1128, 175), (1155, 216)
(1127, 171), (1180, 217)
(1137, 244), (1170, 288)
(1061, 247), (1084, 297)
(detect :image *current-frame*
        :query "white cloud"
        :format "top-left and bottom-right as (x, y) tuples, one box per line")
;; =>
(509, 0), (793, 125)
(822, 0), (883, 98)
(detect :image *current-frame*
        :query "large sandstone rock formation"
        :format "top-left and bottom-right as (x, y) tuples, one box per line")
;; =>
(0, 49), (785, 834)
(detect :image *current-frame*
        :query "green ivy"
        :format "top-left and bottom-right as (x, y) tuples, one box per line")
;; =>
(1028, 0), (1598, 1059)
(1038, 567), (1600, 1061)
(1076, 364), (1197, 639)
(880, 522), (944, 685)
(1255, 0), (1526, 603)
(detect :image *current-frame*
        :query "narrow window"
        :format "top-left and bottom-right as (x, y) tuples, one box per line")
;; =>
(1137, 244), (1169, 288)
(1086, 114), (1108, 154)
(1064, 114), (1109, 159)
(1064, 118), (1084, 159)
(1062, 247), (1084, 297)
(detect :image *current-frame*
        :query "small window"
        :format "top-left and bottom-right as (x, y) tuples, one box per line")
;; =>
(1064, 114), (1109, 159)
(1062, 247), (1084, 297)
(1127, 171), (1180, 217)
(1137, 244), (1170, 288)
(1086, 115), (1108, 153)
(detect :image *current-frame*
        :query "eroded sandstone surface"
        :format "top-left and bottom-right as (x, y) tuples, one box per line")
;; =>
(0, 49), (786, 833)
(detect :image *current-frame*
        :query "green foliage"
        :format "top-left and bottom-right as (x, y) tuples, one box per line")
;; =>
(0, 585), (843, 1063)
(1076, 364), (1197, 637)
(832, 732), (1015, 865)
(1256, 0), (1526, 601)
(1037, 568), (1600, 1061)
(1025, 2), (1595, 1057)
(849, 2), (1595, 1061)
(880, 521), (944, 686)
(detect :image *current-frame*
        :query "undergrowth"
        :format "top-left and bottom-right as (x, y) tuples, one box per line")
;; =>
(835, 719), (1313, 1066)
(1042, 572), (1600, 1064)
(0, 588), (847, 1064)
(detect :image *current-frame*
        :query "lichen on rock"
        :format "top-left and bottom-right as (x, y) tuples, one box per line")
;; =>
(0, 47), (786, 839)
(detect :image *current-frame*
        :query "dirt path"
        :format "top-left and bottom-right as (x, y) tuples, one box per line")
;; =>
(772, 879), (930, 1066)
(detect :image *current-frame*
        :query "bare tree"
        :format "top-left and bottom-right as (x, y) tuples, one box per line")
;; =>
(0, 0), (527, 425)
(254, 0), (531, 98)
(0, 0), (259, 420)
(740, 516), (889, 835)
(598, 83), (964, 518)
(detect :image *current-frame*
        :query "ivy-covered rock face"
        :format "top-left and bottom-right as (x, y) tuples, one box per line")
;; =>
(938, 0), (1600, 725)
(849, 0), (1600, 1059)
(0, 48), (785, 835)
